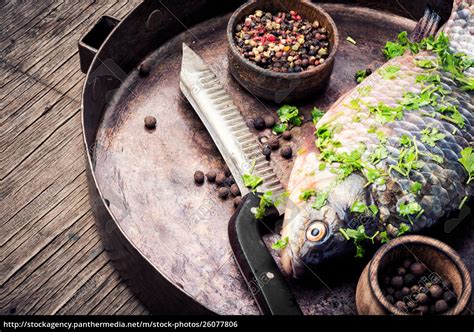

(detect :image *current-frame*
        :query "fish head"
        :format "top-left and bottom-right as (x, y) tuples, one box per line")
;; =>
(281, 172), (375, 278)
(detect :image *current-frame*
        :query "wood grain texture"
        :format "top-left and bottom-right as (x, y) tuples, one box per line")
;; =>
(0, 0), (148, 315)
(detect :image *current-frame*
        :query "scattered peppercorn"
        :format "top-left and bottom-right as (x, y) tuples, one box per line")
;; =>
(280, 146), (292, 159)
(206, 170), (217, 182)
(268, 136), (280, 150)
(230, 184), (241, 196)
(194, 171), (205, 184)
(282, 130), (292, 140)
(224, 176), (236, 187)
(218, 187), (229, 199)
(144, 115), (156, 129)
(234, 10), (331, 73)
(215, 172), (226, 186)
(253, 117), (266, 130)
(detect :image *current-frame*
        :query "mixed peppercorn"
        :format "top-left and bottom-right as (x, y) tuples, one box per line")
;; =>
(234, 10), (330, 73)
(381, 258), (458, 315)
(194, 167), (242, 208)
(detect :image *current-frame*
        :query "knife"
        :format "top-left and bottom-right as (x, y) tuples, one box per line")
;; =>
(180, 43), (302, 315)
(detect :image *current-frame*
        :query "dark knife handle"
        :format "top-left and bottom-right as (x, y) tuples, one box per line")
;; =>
(228, 192), (302, 315)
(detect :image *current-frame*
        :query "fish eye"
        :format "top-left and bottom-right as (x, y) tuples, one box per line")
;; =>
(306, 222), (327, 242)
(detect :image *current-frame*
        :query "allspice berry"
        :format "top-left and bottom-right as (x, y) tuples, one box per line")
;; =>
(268, 136), (280, 150)
(206, 170), (217, 182)
(215, 172), (226, 186)
(194, 171), (205, 184)
(280, 146), (292, 159)
(230, 184), (241, 196)
(144, 116), (156, 129)
(282, 130), (292, 140)
(218, 187), (229, 199)
(253, 117), (265, 130)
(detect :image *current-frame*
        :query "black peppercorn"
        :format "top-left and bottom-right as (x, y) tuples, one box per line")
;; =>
(194, 171), (205, 184)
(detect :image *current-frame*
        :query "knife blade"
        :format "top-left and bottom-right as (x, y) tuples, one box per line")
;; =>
(179, 43), (285, 211)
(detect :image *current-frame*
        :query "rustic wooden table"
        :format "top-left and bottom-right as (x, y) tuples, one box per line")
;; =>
(0, 0), (148, 315)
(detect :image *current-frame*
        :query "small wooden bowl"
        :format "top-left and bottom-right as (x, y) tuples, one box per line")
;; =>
(227, 0), (339, 103)
(356, 235), (472, 315)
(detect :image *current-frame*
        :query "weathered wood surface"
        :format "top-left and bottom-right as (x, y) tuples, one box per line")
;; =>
(0, 0), (148, 315)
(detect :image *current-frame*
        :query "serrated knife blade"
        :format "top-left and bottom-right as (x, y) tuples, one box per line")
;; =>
(179, 43), (285, 211)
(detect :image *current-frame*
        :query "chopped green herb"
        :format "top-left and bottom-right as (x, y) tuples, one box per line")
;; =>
(379, 65), (400, 79)
(242, 166), (263, 190)
(369, 204), (379, 216)
(312, 191), (329, 210)
(376, 130), (388, 144)
(458, 147), (474, 184)
(437, 104), (465, 128)
(271, 237), (289, 250)
(358, 85), (372, 96)
(379, 231), (390, 244)
(397, 223), (411, 236)
(254, 191), (274, 219)
(420, 127), (445, 147)
(341, 225), (379, 258)
(365, 167), (386, 186)
(368, 103), (404, 124)
(369, 144), (388, 165)
(272, 123), (288, 134)
(459, 196), (469, 210)
(399, 134), (412, 147)
(414, 59), (438, 69)
(351, 201), (368, 213)
(277, 105), (300, 124)
(416, 73), (441, 85)
(311, 107), (325, 124)
(299, 189), (316, 202)
(410, 182), (422, 195)
(398, 201), (423, 219)
(319, 163), (327, 171)
(355, 69), (369, 83)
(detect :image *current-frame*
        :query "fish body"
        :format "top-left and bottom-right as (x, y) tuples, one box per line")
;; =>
(281, 0), (473, 278)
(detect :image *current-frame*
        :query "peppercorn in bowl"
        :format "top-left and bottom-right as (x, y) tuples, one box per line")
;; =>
(356, 235), (472, 315)
(227, 0), (339, 103)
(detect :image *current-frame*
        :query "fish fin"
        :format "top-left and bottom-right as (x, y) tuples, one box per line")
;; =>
(409, 5), (442, 42)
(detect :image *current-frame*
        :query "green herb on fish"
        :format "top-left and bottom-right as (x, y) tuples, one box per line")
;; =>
(271, 237), (289, 250)
(398, 201), (424, 221)
(358, 85), (372, 96)
(379, 231), (390, 244)
(336, 149), (365, 180)
(368, 103), (404, 124)
(340, 225), (379, 258)
(410, 181), (422, 195)
(414, 59), (438, 69)
(350, 201), (368, 213)
(436, 104), (465, 128)
(420, 127), (446, 147)
(299, 189), (316, 202)
(312, 191), (329, 210)
(319, 162), (327, 171)
(458, 147), (474, 184)
(459, 196), (468, 210)
(416, 73), (441, 85)
(379, 65), (400, 79)
(364, 167), (386, 186)
(397, 223), (411, 236)
(383, 31), (411, 59)
(369, 144), (388, 165)
(345, 98), (362, 111)
(399, 134), (412, 147)
(311, 107), (325, 124)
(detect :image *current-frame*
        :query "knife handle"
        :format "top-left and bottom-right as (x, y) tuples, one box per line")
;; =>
(228, 192), (302, 315)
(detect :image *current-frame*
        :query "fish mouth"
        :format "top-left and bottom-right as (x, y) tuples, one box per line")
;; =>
(280, 240), (306, 278)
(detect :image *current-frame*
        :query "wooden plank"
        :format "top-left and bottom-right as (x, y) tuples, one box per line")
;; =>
(0, 0), (146, 315)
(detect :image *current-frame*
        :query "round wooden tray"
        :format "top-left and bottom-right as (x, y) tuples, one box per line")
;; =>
(88, 3), (474, 314)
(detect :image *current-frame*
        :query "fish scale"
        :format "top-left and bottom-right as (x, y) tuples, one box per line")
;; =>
(281, 0), (473, 277)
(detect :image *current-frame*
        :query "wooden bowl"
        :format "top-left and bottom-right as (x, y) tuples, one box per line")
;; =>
(226, 0), (339, 103)
(356, 235), (472, 315)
